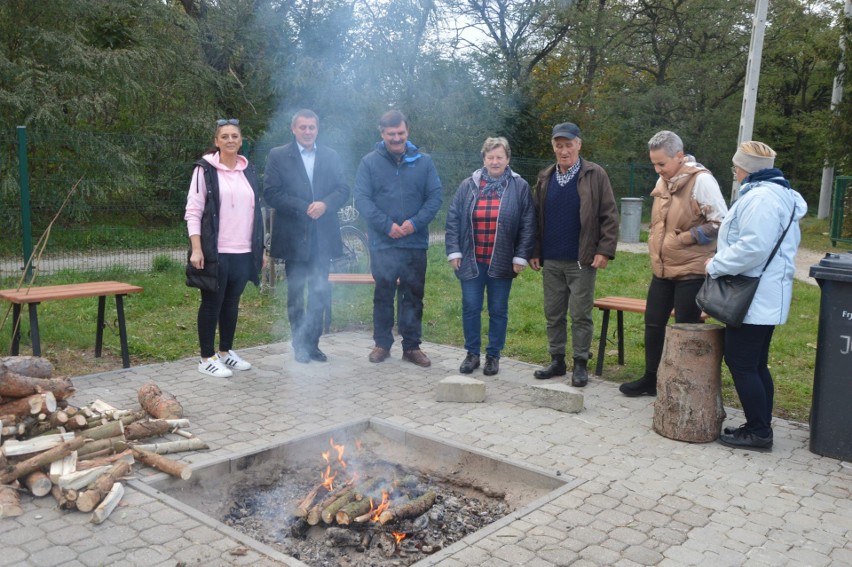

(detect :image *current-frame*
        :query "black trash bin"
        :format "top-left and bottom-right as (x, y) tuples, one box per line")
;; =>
(808, 252), (852, 460)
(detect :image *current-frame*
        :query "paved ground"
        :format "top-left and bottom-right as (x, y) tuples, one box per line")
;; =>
(1, 333), (849, 566)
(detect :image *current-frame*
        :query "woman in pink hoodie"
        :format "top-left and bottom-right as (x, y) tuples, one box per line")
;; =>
(184, 119), (265, 378)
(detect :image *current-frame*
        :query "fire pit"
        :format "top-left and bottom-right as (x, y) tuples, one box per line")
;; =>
(136, 418), (576, 566)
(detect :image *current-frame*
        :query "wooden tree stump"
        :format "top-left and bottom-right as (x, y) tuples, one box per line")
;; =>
(653, 323), (726, 443)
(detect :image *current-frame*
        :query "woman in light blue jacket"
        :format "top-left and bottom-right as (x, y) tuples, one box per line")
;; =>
(706, 141), (807, 451)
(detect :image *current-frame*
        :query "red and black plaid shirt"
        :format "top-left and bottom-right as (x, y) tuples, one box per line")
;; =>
(473, 184), (501, 264)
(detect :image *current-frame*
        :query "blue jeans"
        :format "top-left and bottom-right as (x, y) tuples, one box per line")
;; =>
(460, 263), (514, 358)
(724, 324), (776, 437)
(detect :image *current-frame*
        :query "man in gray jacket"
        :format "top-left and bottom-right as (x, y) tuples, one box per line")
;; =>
(530, 122), (619, 386)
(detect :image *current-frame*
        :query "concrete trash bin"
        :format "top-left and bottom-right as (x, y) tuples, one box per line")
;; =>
(808, 252), (852, 460)
(620, 198), (643, 243)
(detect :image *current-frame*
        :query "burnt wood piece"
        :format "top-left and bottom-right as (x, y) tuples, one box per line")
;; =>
(335, 498), (372, 525)
(137, 383), (183, 419)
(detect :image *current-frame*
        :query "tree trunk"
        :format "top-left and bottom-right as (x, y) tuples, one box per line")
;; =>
(0, 481), (23, 517)
(294, 483), (326, 517)
(0, 392), (57, 418)
(653, 323), (726, 443)
(130, 438), (208, 454)
(77, 449), (134, 471)
(0, 436), (87, 484)
(24, 470), (52, 497)
(137, 383), (183, 419)
(124, 420), (170, 441)
(1, 356), (54, 378)
(308, 484), (356, 525)
(0, 370), (74, 400)
(131, 448), (192, 480)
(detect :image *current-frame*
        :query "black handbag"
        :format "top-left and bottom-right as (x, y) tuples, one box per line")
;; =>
(696, 206), (795, 327)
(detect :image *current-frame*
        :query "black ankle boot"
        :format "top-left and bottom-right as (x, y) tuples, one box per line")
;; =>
(571, 358), (588, 387)
(534, 355), (566, 379)
(618, 372), (657, 397)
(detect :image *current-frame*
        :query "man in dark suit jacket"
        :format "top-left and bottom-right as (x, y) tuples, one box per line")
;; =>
(264, 109), (350, 363)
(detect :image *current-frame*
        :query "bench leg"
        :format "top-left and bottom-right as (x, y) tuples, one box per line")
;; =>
(115, 295), (130, 368)
(28, 303), (41, 357)
(95, 296), (106, 358)
(596, 309), (610, 376)
(11, 304), (21, 355)
(617, 311), (625, 366)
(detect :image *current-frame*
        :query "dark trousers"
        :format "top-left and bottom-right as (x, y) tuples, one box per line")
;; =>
(371, 247), (427, 351)
(644, 276), (704, 375)
(198, 253), (252, 358)
(285, 253), (331, 353)
(724, 324), (776, 437)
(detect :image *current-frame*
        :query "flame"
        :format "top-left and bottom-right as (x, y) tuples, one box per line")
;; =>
(321, 464), (336, 491)
(329, 438), (347, 469)
(391, 532), (406, 544)
(369, 490), (390, 522)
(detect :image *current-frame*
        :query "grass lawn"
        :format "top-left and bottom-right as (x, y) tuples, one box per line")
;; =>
(0, 243), (822, 424)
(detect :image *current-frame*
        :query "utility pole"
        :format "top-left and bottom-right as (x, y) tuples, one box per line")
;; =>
(817, 0), (850, 219)
(731, 0), (770, 203)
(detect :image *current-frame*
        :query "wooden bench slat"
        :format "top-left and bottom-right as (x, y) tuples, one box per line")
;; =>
(327, 273), (375, 285)
(0, 282), (143, 304)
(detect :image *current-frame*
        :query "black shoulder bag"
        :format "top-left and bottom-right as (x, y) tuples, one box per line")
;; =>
(696, 205), (796, 328)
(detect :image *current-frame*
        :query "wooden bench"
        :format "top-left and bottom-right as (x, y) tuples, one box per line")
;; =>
(323, 273), (376, 332)
(594, 296), (707, 376)
(0, 281), (144, 368)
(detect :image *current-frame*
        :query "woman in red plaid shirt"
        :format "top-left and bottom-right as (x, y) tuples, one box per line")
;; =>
(445, 137), (537, 376)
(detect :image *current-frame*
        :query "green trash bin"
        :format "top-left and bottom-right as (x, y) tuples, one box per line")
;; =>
(808, 252), (852, 460)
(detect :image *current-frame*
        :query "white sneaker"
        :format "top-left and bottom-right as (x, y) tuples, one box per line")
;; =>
(198, 356), (233, 378)
(220, 350), (251, 371)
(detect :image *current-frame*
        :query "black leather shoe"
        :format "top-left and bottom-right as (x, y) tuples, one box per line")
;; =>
(483, 355), (499, 376)
(718, 427), (773, 451)
(571, 358), (588, 387)
(459, 353), (480, 374)
(619, 374), (657, 397)
(723, 424), (773, 439)
(309, 348), (327, 362)
(294, 349), (310, 364)
(534, 355), (566, 379)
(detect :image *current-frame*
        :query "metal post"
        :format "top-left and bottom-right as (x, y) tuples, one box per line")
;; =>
(731, 0), (769, 203)
(17, 126), (34, 283)
(817, 0), (850, 219)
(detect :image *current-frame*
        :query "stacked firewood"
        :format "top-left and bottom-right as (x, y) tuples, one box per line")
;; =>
(0, 356), (205, 523)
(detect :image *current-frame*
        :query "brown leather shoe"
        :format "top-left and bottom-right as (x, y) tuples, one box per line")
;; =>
(368, 346), (390, 363)
(402, 349), (431, 368)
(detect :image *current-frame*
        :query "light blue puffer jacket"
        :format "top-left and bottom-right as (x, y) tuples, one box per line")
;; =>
(706, 175), (807, 325)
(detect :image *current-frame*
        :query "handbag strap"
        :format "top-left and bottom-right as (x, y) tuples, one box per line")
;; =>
(759, 202), (796, 274)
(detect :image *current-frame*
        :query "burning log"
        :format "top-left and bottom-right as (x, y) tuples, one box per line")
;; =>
(124, 420), (171, 441)
(1, 356), (54, 378)
(91, 482), (124, 524)
(0, 481), (23, 517)
(0, 371), (74, 400)
(137, 383), (183, 419)
(0, 392), (57, 418)
(294, 483), (327, 518)
(308, 484), (356, 525)
(75, 461), (131, 512)
(130, 438), (208, 454)
(131, 447), (192, 480)
(24, 470), (52, 497)
(321, 477), (380, 524)
(378, 490), (436, 525)
(335, 498), (373, 525)
(0, 436), (87, 484)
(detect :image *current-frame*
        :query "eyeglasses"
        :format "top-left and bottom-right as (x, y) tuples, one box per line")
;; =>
(731, 165), (737, 175)
(216, 118), (240, 126)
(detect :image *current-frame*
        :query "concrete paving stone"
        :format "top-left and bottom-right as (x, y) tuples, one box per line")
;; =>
(517, 533), (562, 552)
(0, 547), (29, 567)
(448, 544), (509, 565)
(4, 525), (46, 545)
(570, 525), (609, 546)
(600, 537), (628, 553)
(56, 560), (86, 567)
(538, 544), (581, 565)
(493, 543), (538, 563)
(139, 524), (180, 545)
(121, 545), (172, 565)
(633, 510), (670, 528)
(621, 544), (665, 566)
(579, 543), (622, 564)
(661, 544), (705, 565)
(671, 508), (711, 528)
(609, 526), (648, 546)
(29, 544), (75, 567)
(46, 524), (92, 547)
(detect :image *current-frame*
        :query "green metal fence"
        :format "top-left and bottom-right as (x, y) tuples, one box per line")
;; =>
(830, 176), (852, 247)
(1, 127), (658, 282)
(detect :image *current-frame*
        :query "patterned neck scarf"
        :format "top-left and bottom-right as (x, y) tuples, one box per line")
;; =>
(480, 166), (512, 198)
(555, 159), (581, 186)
